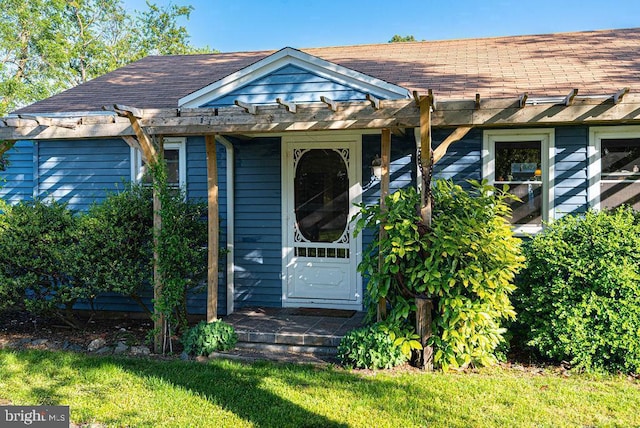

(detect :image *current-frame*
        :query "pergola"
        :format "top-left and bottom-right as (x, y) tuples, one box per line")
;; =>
(1, 89), (637, 357)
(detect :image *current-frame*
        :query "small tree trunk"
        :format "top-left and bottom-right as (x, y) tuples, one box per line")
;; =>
(416, 297), (434, 370)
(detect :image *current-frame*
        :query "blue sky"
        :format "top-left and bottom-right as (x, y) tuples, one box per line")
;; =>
(123, 0), (640, 52)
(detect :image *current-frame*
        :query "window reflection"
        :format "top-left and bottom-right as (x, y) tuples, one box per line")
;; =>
(295, 149), (349, 243)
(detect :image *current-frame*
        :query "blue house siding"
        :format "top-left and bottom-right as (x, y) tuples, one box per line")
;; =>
(554, 126), (589, 217)
(0, 140), (34, 204)
(37, 139), (131, 212)
(433, 128), (482, 185)
(202, 64), (371, 108)
(232, 137), (283, 308)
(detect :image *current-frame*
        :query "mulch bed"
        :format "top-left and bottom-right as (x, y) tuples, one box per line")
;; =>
(0, 309), (157, 353)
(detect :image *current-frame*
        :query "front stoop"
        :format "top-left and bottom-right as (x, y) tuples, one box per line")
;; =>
(223, 308), (366, 356)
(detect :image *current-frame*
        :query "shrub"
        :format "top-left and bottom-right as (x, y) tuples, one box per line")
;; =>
(355, 180), (524, 371)
(182, 320), (238, 356)
(78, 184), (154, 312)
(337, 323), (407, 369)
(0, 199), (92, 327)
(515, 208), (640, 373)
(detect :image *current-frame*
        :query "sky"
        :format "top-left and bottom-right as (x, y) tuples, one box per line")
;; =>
(122, 0), (640, 52)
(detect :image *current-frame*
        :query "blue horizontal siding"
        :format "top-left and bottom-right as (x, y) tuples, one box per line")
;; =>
(433, 128), (482, 185)
(554, 126), (588, 217)
(0, 140), (34, 204)
(202, 64), (370, 108)
(232, 137), (282, 309)
(37, 139), (131, 212)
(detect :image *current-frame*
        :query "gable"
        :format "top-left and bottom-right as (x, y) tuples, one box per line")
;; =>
(179, 47), (410, 108)
(199, 64), (374, 108)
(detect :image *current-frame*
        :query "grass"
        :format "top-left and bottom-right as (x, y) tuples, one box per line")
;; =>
(0, 350), (639, 427)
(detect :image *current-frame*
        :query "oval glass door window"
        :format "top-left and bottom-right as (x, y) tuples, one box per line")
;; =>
(294, 149), (349, 243)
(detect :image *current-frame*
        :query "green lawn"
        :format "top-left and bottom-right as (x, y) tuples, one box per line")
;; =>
(0, 350), (638, 427)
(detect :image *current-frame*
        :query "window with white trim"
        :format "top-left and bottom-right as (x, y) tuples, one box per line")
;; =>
(131, 138), (186, 188)
(483, 129), (554, 234)
(589, 126), (640, 210)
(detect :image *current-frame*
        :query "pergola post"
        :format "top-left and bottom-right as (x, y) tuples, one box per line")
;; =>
(377, 128), (391, 321)
(205, 134), (219, 322)
(417, 95), (434, 370)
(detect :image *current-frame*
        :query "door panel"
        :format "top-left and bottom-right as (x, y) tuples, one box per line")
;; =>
(282, 136), (361, 309)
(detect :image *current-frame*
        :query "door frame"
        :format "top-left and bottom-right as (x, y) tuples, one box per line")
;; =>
(281, 131), (363, 310)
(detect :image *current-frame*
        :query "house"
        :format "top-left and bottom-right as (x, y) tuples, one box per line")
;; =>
(1, 28), (640, 319)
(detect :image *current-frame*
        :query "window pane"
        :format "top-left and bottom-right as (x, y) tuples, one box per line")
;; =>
(497, 183), (543, 226)
(141, 148), (180, 187)
(601, 182), (640, 210)
(494, 141), (542, 226)
(295, 149), (349, 243)
(495, 141), (541, 182)
(601, 138), (640, 177)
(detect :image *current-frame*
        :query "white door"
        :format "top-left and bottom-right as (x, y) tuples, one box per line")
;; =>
(282, 134), (362, 310)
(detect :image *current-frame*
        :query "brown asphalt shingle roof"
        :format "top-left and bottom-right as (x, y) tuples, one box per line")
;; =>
(15, 28), (640, 114)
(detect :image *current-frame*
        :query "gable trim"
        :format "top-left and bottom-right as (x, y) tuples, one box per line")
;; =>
(178, 47), (410, 108)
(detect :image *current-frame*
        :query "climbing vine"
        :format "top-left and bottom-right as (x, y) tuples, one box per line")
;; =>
(147, 152), (208, 353)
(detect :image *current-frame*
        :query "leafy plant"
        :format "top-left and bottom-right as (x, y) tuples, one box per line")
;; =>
(0, 199), (93, 327)
(354, 180), (524, 371)
(182, 320), (238, 356)
(337, 323), (407, 369)
(515, 207), (640, 373)
(78, 184), (154, 314)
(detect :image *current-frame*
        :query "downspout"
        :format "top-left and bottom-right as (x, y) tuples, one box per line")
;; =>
(216, 136), (235, 315)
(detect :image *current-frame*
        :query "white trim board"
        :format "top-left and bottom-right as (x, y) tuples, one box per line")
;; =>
(179, 47), (410, 108)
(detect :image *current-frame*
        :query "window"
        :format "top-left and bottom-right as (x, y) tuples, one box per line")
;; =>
(483, 129), (554, 234)
(131, 138), (186, 188)
(589, 126), (640, 210)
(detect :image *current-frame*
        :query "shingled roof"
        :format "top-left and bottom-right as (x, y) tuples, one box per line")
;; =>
(15, 28), (640, 114)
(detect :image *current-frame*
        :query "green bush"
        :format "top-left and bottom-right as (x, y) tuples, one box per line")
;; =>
(78, 184), (154, 311)
(0, 199), (92, 327)
(337, 323), (407, 369)
(515, 208), (640, 373)
(355, 180), (524, 371)
(182, 320), (238, 356)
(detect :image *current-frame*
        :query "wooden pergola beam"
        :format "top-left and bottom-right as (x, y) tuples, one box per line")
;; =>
(234, 100), (258, 115)
(366, 94), (381, 110)
(320, 96), (338, 112)
(6, 94), (640, 140)
(614, 87), (630, 104)
(564, 89), (579, 106)
(276, 98), (297, 113)
(377, 128), (392, 322)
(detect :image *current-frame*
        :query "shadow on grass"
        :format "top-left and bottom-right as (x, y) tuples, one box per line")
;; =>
(0, 349), (485, 427)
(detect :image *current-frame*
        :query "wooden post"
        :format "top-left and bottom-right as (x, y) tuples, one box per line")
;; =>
(152, 136), (164, 354)
(205, 134), (219, 322)
(416, 297), (433, 370)
(418, 95), (434, 370)
(377, 128), (392, 321)
(419, 95), (433, 228)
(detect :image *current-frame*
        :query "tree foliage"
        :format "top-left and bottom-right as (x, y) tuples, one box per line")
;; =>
(0, 0), (213, 114)
(389, 34), (417, 43)
(355, 180), (524, 371)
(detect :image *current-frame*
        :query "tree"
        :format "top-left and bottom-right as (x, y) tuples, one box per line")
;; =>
(0, 0), (213, 115)
(389, 35), (417, 43)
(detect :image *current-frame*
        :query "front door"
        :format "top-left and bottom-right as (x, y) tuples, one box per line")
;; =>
(282, 134), (362, 310)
